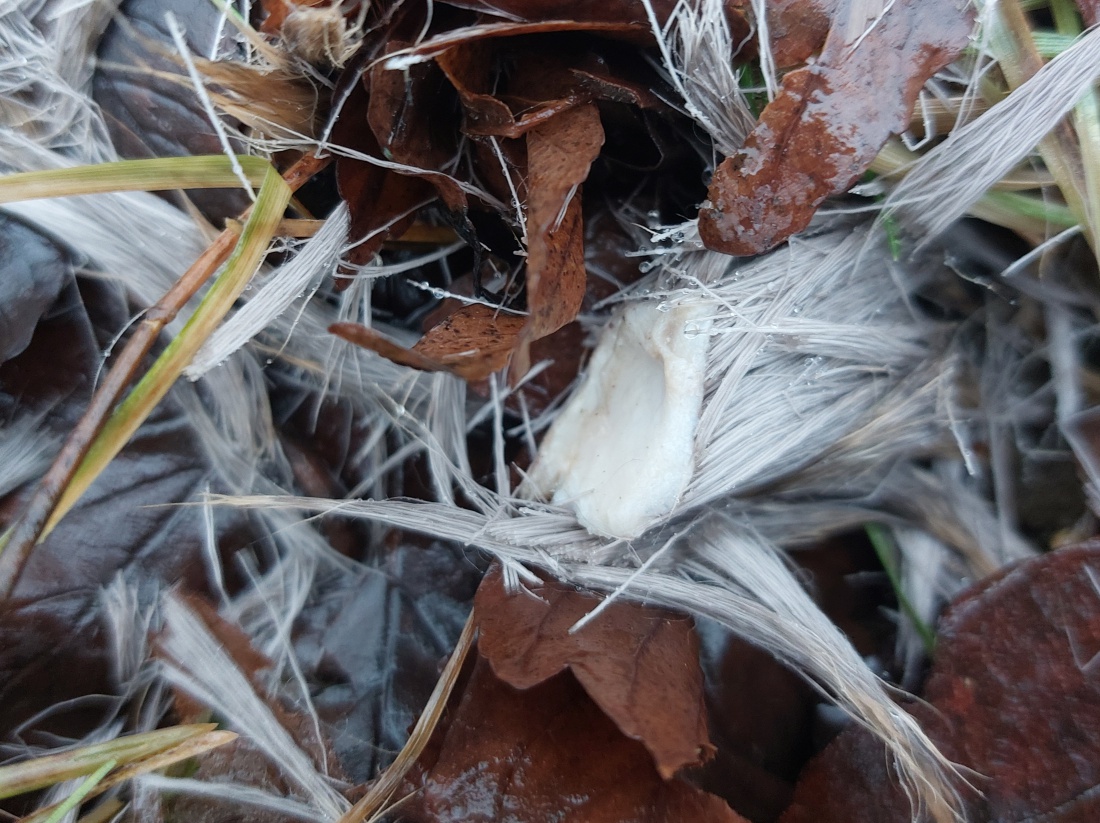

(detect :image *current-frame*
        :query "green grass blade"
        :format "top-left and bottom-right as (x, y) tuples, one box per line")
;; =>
(43, 164), (291, 537)
(0, 155), (270, 205)
(0, 725), (216, 800)
(39, 760), (116, 823)
(865, 524), (936, 655)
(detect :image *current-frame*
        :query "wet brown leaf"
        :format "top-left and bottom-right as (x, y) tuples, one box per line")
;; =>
(475, 565), (714, 779)
(699, 0), (973, 256)
(737, 0), (839, 67)
(401, 656), (746, 823)
(781, 541), (1100, 822)
(511, 102), (604, 379)
(368, 42), (467, 212)
(413, 304), (527, 379)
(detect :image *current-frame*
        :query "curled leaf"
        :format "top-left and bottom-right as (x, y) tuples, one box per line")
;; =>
(331, 303), (527, 382)
(512, 102), (604, 379)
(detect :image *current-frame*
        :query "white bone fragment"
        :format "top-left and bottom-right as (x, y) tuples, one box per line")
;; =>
(526, 300), (711, 538)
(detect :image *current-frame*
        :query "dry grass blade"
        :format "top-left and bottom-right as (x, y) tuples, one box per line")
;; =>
(0, 153), (328, 596)
(0, 724), (217, 800)
(989, 0), (1098, 254)
(0, 155), (271, 204)
(19, 731), (238, 823)
(336, 612), (477, 823)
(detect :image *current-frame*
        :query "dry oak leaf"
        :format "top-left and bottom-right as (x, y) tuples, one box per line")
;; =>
(401, 655), (746, 823)
(475, 565), (715, 779)
(781, 541), (1100, 823)
(699, 0), (973, 256)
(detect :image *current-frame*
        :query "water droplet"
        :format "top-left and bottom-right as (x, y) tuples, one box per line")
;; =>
(656, 302), (670, 313)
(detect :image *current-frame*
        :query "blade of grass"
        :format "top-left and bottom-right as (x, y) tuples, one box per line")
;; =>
(46, 163), (291, 536)
(0, 153), (327, 596)
(19, 731), (238, 823)
(1048, 0), (1100, 269)
(0, 155), (270, 204)
(865, 524), (936, 655)
(0, 725), (216, 800)
(337, 612), (476, 823)
(988, 0), (1098, 255)
(39, 759), (115, 823)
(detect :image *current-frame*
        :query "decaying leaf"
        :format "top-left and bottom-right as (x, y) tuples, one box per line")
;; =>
(475, 565), (714, 778)
(781, 542), (1100, 822)
(511, 102), (604, 379)
(699, 0), (973, 256)
(331, 305), (526, 382)
(401, 656), (746, 823)
(333, 78), (457, 268)
(1077, 0), (1100, 27)
(751, 0), (839, 67)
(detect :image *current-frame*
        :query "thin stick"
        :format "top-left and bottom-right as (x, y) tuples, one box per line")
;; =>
(0, 153), (329, 597)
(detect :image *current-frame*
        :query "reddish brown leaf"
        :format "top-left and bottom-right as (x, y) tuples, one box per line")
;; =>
(1079, 0), (1100, 27)
(330, 321), (449, 374)
(742, 0), (839, 67)
(412, 304), (527, 380)
(699, 0), (973, 256)
(511, 102), (604, 379)
(331, 304), (526, 381)
(437, 43), (589, 139)
(402, 656), (746, 823)
(781, 542), (1100, 823)
(475, 565), (714, 779)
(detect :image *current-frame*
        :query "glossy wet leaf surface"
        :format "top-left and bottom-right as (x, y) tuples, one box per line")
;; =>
(699, 0), (973, 255)
(782, 542), (1100, 822)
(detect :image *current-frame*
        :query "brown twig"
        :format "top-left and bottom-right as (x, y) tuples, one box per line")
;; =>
(0, 152), (331, 598)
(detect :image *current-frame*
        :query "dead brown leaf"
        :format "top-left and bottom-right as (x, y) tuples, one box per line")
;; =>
(699, 0), (973, 256)
(331, 304), (526, 382)
(781, 541), (1100, 822)
(437, 43), (589, 139)
(381, 20), (649, 68)
(510, 102), (604, 379)
(400, 655), (746, 823)
(413, 304), (527, 379)
(1078, 0), (1100, 26)
(332, 80), (437, 267)
(475, 565), (714, 779)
